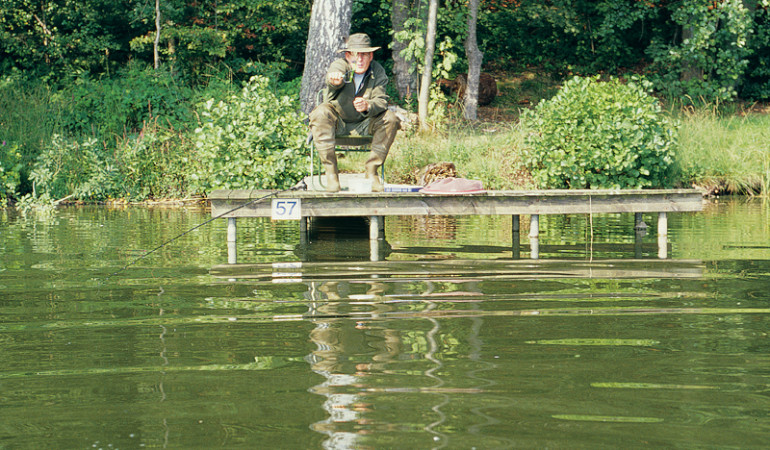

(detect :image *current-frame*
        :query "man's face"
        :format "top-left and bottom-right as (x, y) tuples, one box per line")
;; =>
(345, 51), (373, 74)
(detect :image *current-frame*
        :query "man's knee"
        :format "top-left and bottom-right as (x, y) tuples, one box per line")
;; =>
(382, 110), (401, 130)
(309, 103), (337, 126)
(372, 110), (400, 135)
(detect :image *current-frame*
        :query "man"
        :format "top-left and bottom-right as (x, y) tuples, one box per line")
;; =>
(309, 33), (401, 192)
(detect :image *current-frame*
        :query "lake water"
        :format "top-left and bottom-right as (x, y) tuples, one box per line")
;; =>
(1, 198), (769, 448)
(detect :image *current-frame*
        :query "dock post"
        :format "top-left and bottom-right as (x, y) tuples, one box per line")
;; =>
(512, 215), (521, 259)
(370, 239), (381, 261)
(300, 217), (308, 246)
(634, 213), (647, 258)
(227, 217), (237, 264)
(369, 216), (384, 240)
(529, 214), (540, 260)
(634, 213), (647, 231)
(657, 212), (668, 259)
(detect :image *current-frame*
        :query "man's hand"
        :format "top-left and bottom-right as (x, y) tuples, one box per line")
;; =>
(328, 71), (345, 86)
(353, 97), (369, 112)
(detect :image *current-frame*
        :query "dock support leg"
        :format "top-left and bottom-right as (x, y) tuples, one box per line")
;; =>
(512, 215), (521, 259)
(370, 239), (381, 262)
(227, 217), (237, 264)
(634, 213), (647, 259)
(300, 217), (308, 246)
(657, 212), (668, 259)
(635, 213), (647, 231)
(529, 214), (540, 260)
(379, 215), (385, 236)
(369, 216), (384, 241)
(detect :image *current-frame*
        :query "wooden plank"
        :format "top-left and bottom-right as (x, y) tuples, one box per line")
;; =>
(209, 189), (703, 218)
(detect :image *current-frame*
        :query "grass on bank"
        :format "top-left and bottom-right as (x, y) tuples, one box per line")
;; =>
(374, 70), (770, 195)
(344, 101), (770, 195)
(676, 107), (770, 195)
(340, 121), (534, 191)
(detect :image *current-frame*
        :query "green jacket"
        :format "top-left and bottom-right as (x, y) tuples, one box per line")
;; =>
(323, 58), (390, 124)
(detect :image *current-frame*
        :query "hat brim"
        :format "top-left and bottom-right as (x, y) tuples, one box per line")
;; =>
(338, 46), (381, 53)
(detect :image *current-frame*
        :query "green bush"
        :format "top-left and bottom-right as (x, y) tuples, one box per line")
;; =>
(0, 77), (60, 194)
(522, 76), (678, 189)
(29, 135), (120, 201)
(0, 141), (23, 206)
(190, 76), (307, 193)
(52, 64), (197, 139)
(114, 124), (192, 200)
(25, 126), (196, 203)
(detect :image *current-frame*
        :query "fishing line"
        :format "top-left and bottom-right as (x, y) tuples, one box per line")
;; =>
(105, 183), (306, 282)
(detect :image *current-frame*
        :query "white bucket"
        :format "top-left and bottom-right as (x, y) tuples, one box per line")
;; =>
(348, 177), (373, 193)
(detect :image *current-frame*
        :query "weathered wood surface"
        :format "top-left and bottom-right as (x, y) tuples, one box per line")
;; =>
(209, 189), (704, 218)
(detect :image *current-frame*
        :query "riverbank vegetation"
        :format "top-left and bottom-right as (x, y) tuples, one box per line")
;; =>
(378, 94), (770, 195)
(2, 66), (769, 209)
(677, 105), (770, 196)
(2, 1), (769, 207)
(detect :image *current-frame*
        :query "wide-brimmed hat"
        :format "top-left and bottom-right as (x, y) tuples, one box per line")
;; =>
(339, 33), (381, 53)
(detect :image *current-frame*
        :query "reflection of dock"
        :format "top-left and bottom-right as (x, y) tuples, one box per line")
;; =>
(211, 259), (705, 282)
(210, 256), (704, 447)
(210, 189), (703, 261)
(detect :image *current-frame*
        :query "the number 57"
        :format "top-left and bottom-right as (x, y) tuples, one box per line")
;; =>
(276, 201), (296, 215)
(272, 198), (301, 220)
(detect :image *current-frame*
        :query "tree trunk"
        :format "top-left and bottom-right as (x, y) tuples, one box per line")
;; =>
(154, 0), (160, 70)
(464, 0), (482, 120)
(391, 0), (418, 102)
(418, 0), (439, 131)
(300, 0), (352, 116)
(680, 26), (703, 82)
(32, 13), (52, 64)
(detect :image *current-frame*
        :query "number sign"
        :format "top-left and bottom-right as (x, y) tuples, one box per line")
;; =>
(271, 199), (301, 220)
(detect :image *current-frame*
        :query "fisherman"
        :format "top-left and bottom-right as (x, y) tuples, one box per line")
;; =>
(308, 33), (401, 192)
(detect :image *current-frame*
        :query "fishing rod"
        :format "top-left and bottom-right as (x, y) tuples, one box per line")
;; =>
(105, 182), (306, 282)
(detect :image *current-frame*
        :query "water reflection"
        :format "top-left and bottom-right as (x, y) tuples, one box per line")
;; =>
(2, 200), (770, 447)
(305, 283), (406, 448)
(228, 214), (675, 263)
(307, 319), (364, 449)
(303, 280), (466, 448)
(210, 258), (710, 447)
(304, 279), (391, 448)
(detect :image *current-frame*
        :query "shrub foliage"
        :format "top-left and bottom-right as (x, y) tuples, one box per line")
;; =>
(29, 135), (120, 201)
(0, 141), (22, 206)
(522, 76), (677, 190)
(190, 76), (307, 193)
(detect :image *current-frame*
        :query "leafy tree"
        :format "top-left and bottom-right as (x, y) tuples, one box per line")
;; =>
(0, 0), (311, 82)
(647, 0), (754, 103)
(390, 0), (419, 101)
(0, 0), (139, 78)
(741, 0), (770, 99)
(478, 0), (660, 73)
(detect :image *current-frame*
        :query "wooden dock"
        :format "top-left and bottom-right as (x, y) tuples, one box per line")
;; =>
(209, 188), (704, 261)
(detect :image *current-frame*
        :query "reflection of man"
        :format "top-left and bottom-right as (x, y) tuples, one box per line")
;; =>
(309, 33), (401, 192)
(307, 280), (401, 447)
